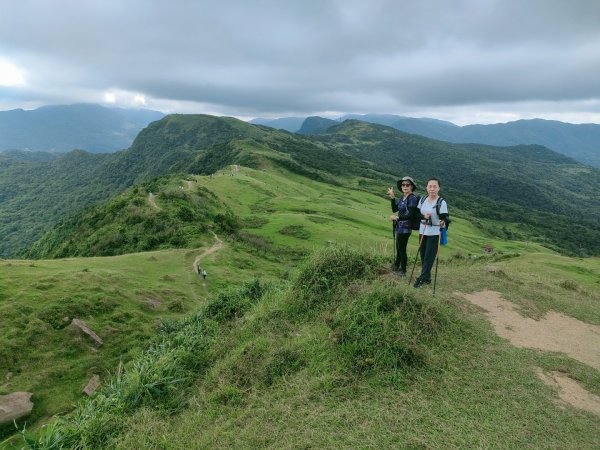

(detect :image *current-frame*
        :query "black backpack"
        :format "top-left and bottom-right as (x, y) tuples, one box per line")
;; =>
(418, 196), (450, 229)
(410, 195), (421, 230)
(395, 194), (421, 230)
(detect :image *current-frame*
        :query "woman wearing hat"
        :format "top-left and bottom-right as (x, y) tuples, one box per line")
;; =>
(387, 176), (419, 276)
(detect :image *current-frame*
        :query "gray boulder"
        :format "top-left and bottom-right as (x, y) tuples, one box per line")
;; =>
(0, 392), (34, 425)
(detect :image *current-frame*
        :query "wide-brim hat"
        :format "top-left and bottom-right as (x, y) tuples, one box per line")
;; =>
(398, 176), (416, 190)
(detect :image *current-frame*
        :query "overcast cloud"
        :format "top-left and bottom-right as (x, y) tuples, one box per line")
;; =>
(0, 0), (599, 124)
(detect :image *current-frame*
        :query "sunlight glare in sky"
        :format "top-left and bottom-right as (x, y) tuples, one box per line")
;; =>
(0, 58), (26, 86)
(133, 94), (146, 106)
(104, 92), (116, 103)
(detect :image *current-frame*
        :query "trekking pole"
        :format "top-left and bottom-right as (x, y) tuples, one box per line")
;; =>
(392, 220), (397, 267)
(409, 223), (427, 284)
(433, 232), (442, 295)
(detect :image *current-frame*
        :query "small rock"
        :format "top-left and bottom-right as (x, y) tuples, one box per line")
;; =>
(0, 392), (34, 425)
(82, 374), (101, 396)
(70, 318), (103, 346)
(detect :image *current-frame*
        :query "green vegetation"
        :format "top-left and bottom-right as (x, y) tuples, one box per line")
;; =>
(1, 114), (599, 448)
(12, 246), (599, 449)
(27, 177), (223, 257)
(317, 120), (600, 255)
(2, 114), (599, 257)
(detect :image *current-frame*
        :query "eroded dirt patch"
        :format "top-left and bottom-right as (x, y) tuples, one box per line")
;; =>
(460, 290), (600, 416)
(535, 368), (600, 416)
(460, 290), (600, 371)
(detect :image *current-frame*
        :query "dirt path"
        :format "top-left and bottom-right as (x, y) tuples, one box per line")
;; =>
(459, 290), (600, 416)
(536, 368), (600, 416)
(148, 193), (160, 210)
(191, 231), (224, 292)
(193, 231), (223, 272)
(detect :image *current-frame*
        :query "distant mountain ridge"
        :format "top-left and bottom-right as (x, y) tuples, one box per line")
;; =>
(257, 114), (600, 167)
(0, 103), (164, 153)
(1, 114), (599, 258)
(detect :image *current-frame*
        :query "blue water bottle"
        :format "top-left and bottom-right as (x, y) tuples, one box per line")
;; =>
(440, 227), (447, 246)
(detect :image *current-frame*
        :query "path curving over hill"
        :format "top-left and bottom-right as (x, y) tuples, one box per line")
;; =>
(193, 231), (224, 274)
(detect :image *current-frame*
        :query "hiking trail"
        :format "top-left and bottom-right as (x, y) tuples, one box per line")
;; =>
(189, 231), (223, 295)
(148, 193), (160, 210)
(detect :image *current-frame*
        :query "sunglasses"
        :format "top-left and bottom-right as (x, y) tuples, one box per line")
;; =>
(401, 183), (412, 186)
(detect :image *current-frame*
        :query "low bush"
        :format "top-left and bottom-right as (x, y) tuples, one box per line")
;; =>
(204, 279), (265, 323)
(288, 245), (380, 314)
(331, 285), (449, 375)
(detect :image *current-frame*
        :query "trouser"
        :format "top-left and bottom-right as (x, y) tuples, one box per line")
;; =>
(418, 234), (439, 282)
(394, 232), (411, 271)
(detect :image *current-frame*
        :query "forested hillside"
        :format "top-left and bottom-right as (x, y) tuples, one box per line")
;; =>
(330, 114), (600, 167)
(317, 120), (600, 255)
(2, 114), (599, 258)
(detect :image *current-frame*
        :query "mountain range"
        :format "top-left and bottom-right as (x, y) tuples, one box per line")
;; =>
(2, 112), (600, 447)
(0, 103), (164, 153)
(256, 113), (600, 168)
(1, 114), (599, 259)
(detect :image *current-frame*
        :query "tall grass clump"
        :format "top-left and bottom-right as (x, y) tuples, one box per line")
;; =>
(204, 278), (267, 323)
(286, 246), (457, 383)
(331, 284), (452, 377)
(288, 245), (380, 314)
(22, 313), (217, 449)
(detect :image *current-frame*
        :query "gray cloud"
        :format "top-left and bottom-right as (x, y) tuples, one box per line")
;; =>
(0, 0), (599, 123)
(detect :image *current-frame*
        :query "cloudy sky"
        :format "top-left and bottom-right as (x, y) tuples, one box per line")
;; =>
(1, 0), (599, 125)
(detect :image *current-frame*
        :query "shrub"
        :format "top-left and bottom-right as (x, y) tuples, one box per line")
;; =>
(204, 279), (264, 323)
(331, 284), (449, 376)
(214, 210), (240, 234)
(289, 245), (379, 313)
(279, 224), (310, 240)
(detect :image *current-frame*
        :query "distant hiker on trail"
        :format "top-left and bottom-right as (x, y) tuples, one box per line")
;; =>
(202, 269), (207, 280)
(413, 177), (449, 288)
(197, 265), (202, 276)
(387, 176), (419, 276)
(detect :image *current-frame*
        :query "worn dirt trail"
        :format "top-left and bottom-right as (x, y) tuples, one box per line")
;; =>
(459, 290), (600, 416)
(148, 193), (160, 210)
(193, 231), (223, 273)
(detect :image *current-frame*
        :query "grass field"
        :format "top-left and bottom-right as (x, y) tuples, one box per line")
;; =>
(2, 165), (599, 448)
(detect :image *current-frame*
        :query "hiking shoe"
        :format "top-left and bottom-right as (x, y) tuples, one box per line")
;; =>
(413, 278), (423, 288)
(395, 270), (407, 278)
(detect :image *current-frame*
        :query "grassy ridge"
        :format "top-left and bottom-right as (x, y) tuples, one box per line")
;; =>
(1, 164), (534, 442)
(4, 114), (600, 258)
(17, 246), (600, 449)
(2, 165), (599, 447)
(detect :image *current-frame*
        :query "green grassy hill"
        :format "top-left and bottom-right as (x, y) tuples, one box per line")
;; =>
(3, 114), (600, 258)
(2, 114), (600, 447)
(3, 161), (599, 448)
(6, 245), (599, 448)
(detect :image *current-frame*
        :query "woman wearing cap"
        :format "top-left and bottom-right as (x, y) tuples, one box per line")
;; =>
(387, 176), (419, 276)
(414, 177), (449, 288)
